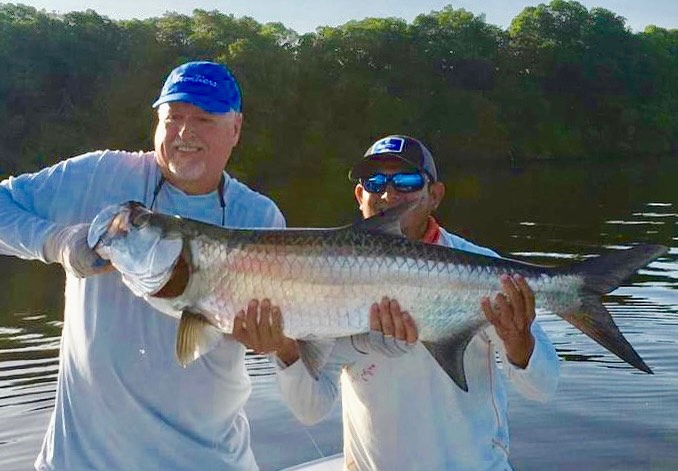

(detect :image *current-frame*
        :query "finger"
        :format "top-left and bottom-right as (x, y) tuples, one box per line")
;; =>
(270, 305), (284, 341)
(369, 303), (381, 331)
(495, 292), (511, 314)
(481, 296), (498, 324)
(501, 274), (524, 318)
(514, 274), (536, 324)
(379, 297), (395, 336)
(246, 299), (261, 349)
(257, 299), (273, 351)
(401, 311), (418, 344)
(494, 292), (513, 328)
(390, 299), (406, 340)
(231, 310), (249, 345)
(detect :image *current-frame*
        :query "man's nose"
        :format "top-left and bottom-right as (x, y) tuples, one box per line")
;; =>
(380, 184), (401, 202)
(178, 120), (195, 139)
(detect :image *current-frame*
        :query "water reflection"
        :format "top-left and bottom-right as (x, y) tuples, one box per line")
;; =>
(1, 158), (677, 470)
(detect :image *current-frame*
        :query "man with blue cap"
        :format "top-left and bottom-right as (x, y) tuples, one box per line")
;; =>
(0, 61), (283, 470)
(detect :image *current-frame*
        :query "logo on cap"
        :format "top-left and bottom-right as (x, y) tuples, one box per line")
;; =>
(370, 137), (405, 155)
(175, 75), (218, 88)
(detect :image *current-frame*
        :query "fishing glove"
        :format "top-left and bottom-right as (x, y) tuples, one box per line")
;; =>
(43, 223), (110, 278)
(350, 331), (414, 358)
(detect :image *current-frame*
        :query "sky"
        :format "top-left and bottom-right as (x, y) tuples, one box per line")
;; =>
(12, 0), (678, 33)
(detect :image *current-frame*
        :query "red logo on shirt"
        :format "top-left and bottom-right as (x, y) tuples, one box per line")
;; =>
(347, 363), (377, 383)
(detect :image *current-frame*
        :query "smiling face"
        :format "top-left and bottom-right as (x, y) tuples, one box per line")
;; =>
(154, 102), (243, 194)
(354, 159), (445, 241)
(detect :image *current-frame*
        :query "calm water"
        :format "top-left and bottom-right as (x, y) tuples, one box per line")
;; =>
(1, 159), (676, 470)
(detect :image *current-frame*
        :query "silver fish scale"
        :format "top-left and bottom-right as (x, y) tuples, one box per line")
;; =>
(183, 230), (583, 341)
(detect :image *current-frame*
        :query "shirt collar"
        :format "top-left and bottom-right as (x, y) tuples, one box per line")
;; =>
(420, 216), (441, 244)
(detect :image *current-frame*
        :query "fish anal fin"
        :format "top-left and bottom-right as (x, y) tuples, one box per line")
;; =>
(298, 339), (337, 380)
(560, 296), (653, 374)
(176, 311), (224, 367)
(422, 321), (483, 392)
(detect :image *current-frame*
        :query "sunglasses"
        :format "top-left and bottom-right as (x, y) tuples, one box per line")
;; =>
(360, 172), (427, 194)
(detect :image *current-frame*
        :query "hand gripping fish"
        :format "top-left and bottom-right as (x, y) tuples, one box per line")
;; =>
(88, 201), (668, 391)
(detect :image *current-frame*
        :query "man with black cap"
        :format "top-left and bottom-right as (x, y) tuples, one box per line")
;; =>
(0, 61), (283, 470)
(263, 135), (560, 470)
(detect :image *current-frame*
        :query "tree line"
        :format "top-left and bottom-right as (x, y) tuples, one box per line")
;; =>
(0, 1), (675, 205)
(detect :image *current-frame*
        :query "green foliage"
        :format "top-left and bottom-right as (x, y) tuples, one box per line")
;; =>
(0, 1), (675, 188)
(505, 1), (676, 158)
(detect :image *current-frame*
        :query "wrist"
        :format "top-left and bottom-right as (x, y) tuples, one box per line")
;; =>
(42, 224), (67, 264)
(275, 338), (300, 366)
(505, 332), (535, 369)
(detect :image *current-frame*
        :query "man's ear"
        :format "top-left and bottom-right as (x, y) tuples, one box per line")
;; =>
(429, 181), (445, 210)
(354, 183), (365, 208)
(231, 113), (243, 144)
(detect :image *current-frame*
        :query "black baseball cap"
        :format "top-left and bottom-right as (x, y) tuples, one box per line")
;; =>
(348, 135), (438, 182)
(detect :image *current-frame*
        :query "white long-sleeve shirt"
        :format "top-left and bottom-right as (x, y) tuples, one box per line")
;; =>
(0, 150), (285, 471)
(276, 228), (560, 471)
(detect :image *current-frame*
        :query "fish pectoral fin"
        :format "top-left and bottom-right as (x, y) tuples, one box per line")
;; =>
(422, 321), (483, 392)
(176, 311), (224, 367)
(297, 339), (337, 380)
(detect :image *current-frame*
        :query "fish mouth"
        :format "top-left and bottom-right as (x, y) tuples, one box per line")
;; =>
(88, 201), (151, 253)
(87, 201), (184, 297)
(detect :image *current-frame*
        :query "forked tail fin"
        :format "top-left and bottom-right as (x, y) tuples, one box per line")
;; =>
(553, 244), (668, 374)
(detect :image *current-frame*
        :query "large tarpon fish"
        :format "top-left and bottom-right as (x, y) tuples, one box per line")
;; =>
(88, 201), (668, 391)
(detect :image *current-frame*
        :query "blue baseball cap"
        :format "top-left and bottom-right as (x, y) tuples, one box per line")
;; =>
(152, 61), (242, 114)
(349, 135), (438, 182)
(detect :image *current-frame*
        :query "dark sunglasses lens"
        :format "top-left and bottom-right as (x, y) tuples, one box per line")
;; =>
(362, 174), (387, 193)
(392, 173), (425, 192)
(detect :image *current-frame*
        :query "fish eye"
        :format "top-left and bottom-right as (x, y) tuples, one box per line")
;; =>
(131, 212), (151, 228)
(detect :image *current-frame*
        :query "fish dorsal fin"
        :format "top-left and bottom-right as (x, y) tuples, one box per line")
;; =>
(350, 199), (420, 236)
(176, 311), (224, 367)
